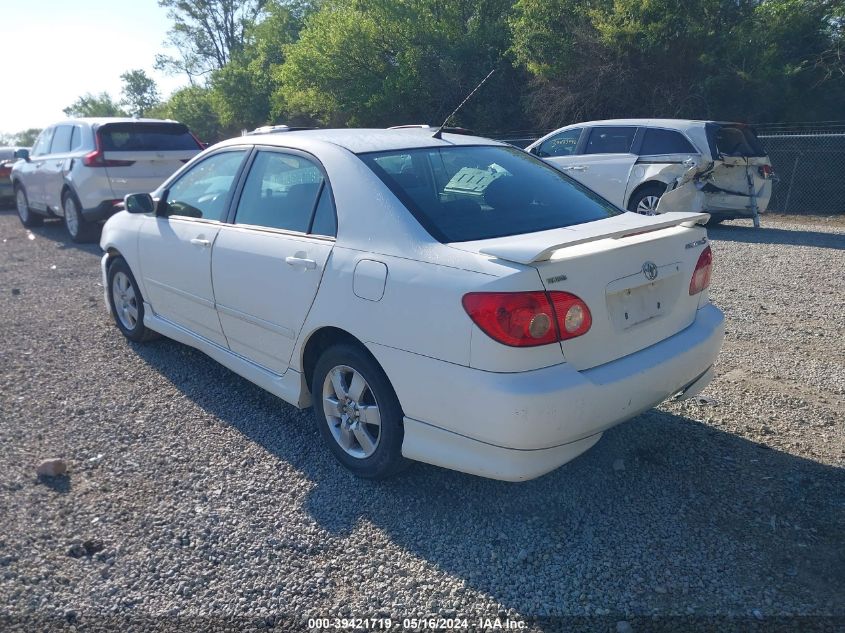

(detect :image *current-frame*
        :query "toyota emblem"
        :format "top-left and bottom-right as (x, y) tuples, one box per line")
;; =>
(642, 261), (658, 281)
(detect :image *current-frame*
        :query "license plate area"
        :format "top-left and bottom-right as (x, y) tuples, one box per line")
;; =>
(606, 263), (681, 331)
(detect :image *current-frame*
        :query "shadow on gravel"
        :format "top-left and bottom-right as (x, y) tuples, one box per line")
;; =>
(5, 211), (104, 255)
(36, 474), (72, 494)
(709, 224), (845, 250)
(132, 337), (845, 618)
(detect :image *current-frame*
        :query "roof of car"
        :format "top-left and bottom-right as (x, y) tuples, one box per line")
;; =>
(59, 117), (181, 127)
(568, 118), (712, 129)
(216, 128), (505, 154)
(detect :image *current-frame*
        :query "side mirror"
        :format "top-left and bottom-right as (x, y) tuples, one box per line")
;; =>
(14, 148), (29, 161)
(124, 192), (155, 214)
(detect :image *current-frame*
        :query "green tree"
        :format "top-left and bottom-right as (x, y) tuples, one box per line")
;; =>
(120, 69), (161, 117)
(62, 92), (127, 118)
(155, 0), (269, 83)
(15, 128), (43, 146)
(510, 0), (845, 125)
(277, 0), (525, 131)
(148, 86), (224, 143)
(210, 1), (308, 129)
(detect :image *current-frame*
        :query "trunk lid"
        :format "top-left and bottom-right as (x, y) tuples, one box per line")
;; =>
(460, 212), (710, 370)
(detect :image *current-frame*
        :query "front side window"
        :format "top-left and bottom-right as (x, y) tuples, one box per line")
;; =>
(164, 150), (247, 221)
(50, 126), (74, 154)
(535, 128), (582, 158)
(583, 126), (638, 154)
(639, 128), (697, 155)
(31, 128), (54, 157)
(234, 151), (326, 233)
(360, 145), (621, 243)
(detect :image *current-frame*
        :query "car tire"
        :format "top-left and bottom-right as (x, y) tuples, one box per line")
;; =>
(312, 343), (408, 479)
(627, 183), (666, 215)
(106, 257), (158, 343)
(14, 185), (43, 228)
(62, 190), (98, 243)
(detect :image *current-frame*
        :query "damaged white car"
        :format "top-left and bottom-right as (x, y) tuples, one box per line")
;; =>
(526, 119), (775, 224)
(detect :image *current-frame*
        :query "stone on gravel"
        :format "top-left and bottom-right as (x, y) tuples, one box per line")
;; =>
(36, 458), (67, 477)
(616, 621), (634, 633)
(612, 458), (625, 472)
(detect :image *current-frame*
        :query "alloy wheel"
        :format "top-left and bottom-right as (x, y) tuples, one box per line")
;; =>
(64, 196), (80, 237)
(16, 189), (29, 223)
(322, 365), (382, 458)
(636, 195), (661, 215)
(112, 271), (139, 330)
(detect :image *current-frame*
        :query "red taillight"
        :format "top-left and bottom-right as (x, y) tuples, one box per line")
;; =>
(0, 166), (10, 178)
(758, 164), (774, 179)
(548, 291), (592, 340)
(689, 245), (713, 295)
(462, 290), (592, 347)
(83, 133), (135, 168)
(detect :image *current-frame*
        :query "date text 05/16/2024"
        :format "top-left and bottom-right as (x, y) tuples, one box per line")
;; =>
(307, 617), (527, 630)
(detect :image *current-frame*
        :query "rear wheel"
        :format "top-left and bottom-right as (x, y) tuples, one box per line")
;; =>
(627, 183), (666, 215)
(63, 191), (97, 243)
(107, 257), (157, 342)
(312, 344), (407, 479)
(15, 186), (43, 228)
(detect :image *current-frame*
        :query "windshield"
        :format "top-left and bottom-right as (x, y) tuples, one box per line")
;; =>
(706, 123), (766, 158)
(359, 145), (622, 242)
(98, 123), (200, 152)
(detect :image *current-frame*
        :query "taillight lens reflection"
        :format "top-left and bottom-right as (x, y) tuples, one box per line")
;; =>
(689, 246), (713, 295)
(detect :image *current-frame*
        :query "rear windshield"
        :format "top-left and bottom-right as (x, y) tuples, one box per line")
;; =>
(359, 145), (621, 243)
(707, 123), (766, 157)
(98, 123), (200, 152)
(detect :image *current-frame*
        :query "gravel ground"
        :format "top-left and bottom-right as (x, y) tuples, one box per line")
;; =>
(0, 209), (843, 632)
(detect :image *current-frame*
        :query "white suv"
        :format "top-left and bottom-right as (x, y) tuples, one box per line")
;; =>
(11, 118), (202, 241)
(526, 119), (774, 224)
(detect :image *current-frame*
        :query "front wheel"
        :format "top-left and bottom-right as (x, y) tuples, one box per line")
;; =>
(312, 344), (407, 479)
(106, 257), (157, 342)
(15, 186), (43, 228)
(63, 191), (97, 243)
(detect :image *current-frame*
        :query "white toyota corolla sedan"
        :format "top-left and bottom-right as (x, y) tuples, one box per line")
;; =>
(100, 128), (724, 481)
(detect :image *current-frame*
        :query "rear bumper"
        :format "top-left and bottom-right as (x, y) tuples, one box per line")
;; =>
(0, 181), (13, 200)
(83, 199), (122, 222)
(371, 303), (725, 481)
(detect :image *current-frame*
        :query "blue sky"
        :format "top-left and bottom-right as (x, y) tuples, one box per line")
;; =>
(0, 0), (188, 136)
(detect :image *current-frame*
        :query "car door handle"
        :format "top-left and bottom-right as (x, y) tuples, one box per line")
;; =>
(190, 238), (211, 247)
(285, 256), (317, 270)
(562, 165), (587, 171)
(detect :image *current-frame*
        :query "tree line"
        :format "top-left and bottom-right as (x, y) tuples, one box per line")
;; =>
(6, 0), (844, 145)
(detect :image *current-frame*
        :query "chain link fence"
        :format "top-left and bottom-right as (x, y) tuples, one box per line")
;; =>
(491, 122), (845, 215)
(756, 123), (845, 214)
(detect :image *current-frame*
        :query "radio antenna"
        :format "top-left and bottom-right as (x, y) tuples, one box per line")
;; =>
(432, 69), (495, 139)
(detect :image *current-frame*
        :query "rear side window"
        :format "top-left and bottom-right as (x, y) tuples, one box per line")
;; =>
(639, 128), (697, 155)
(234, 151), (325, 233)
(535, 128), (582, 158)
(310, 184), (337, 237)
(584, 126), (638, 154)
(360, 145), (621, 243)
(707, 123), (766, 157)
(98, 123), (200, 151)
(50, 126), (74, 154)
(69, 126), (85, 151)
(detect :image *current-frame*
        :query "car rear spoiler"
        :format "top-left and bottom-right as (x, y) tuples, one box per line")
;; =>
(475, 212), (710, 264)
